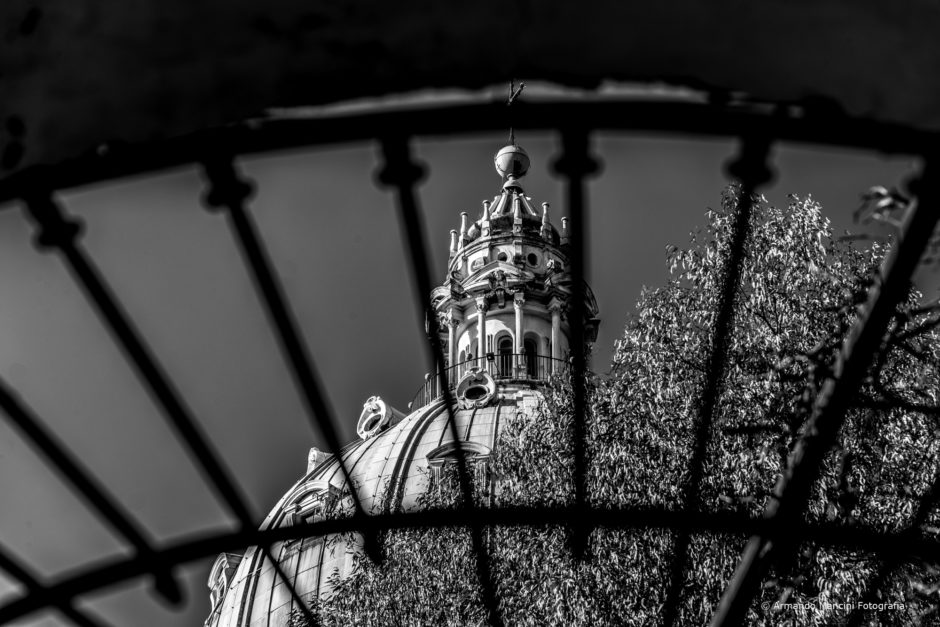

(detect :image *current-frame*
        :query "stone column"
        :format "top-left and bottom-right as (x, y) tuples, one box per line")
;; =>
(446, 310), (457, 371)
(476, 297), (488, 369)
(513, 292), (525, 376)
(549, 299), (563, 373)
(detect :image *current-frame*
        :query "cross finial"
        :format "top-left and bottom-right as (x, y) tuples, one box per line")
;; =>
(507, 80), (525, 145)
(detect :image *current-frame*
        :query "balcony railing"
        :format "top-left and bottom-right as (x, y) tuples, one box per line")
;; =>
(408, 353), (568, 410)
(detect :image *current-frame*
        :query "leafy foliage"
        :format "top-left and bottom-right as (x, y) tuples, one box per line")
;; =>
(291, 188), (940, 626)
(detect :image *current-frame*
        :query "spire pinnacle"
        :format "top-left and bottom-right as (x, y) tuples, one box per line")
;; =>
(507, 80), (525, 146)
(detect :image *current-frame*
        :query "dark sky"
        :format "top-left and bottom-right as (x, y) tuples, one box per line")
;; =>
(0, 124), (922, 625)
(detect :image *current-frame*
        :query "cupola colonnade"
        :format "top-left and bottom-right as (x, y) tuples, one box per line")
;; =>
(430, 143), (599, 381)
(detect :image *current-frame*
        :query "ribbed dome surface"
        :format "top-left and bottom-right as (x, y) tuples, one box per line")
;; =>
(206, 385), (543, 627)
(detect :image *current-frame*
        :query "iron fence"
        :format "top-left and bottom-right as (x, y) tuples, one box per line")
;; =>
(0, 97), (937, 627)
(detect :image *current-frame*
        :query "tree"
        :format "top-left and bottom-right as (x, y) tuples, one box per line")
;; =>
(292, 187), (940, 626)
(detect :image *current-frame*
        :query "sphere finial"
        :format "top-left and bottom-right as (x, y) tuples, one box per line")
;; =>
(494, 144), (530, 180)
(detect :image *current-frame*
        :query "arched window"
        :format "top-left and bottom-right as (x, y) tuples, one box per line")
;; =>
(426, 441), (492, 496)
(285, 481), (342, 525)
(497, 336), (513, 377)
(524, 337), (537, 377)
(456, 349), (466, 379)
(207, 553), (243, 613)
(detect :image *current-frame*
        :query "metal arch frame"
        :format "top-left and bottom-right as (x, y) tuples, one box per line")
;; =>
(2, 505), (940, 624)
(0, 100), (937, 205)
(0, 98), (936, 626)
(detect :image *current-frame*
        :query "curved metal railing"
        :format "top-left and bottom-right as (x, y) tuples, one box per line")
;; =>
(0, 97), (937, 627)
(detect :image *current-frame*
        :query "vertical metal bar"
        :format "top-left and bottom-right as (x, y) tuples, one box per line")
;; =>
(710, 154), (940, 627)
(0, 377), (181, 605)
(199, 156), (381, 566)
(377, 135), (503, 627)
(24, 183), (319, 627)
(661, 135), (774, 626)
(553, 128), (600, 559)
(20, 190), (256, 527)
(0, 543), (109, 627)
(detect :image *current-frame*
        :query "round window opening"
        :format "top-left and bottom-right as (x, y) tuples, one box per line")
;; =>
(464, 385), (488, 400)
(455, 369), (496, 407)
(363, 416), (381, 432)
(497, 252), (508, 262)
(527, 253), (539, 266)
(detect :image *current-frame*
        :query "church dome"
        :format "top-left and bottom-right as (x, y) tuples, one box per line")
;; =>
(205, 388), (540, 626)
(206, 139), (600, 626)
